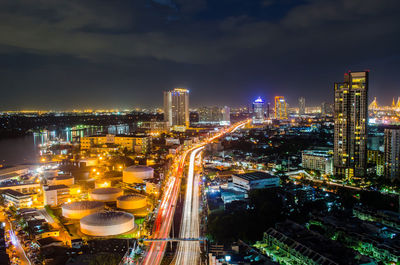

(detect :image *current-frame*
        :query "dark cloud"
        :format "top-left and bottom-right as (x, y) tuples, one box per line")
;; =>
(0, 0), (399, 109)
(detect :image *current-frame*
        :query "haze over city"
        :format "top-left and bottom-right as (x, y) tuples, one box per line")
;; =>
(0, 0), (399, 109)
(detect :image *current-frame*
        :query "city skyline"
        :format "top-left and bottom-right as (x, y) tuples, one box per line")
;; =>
(1, 1), (400, 265)
(0, 0), (399, 109)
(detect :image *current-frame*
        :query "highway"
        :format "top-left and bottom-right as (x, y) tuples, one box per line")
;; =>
(0, 212), (31, 265)
(141, 120), (249, 265)
(172, 147), (203, 264)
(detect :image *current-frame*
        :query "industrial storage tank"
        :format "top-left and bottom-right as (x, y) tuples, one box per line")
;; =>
(80, 211), (135, 236)
(122, 166), (154, 184)
(61, 201), (104, 219)
(47, 175), (75, 186)
(89, 187), (123, 202)
(117, 194), (147, 210)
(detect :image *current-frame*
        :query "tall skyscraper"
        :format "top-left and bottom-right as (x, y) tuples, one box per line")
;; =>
(274, 96), (287, 120)
(163, 88), (189, 130)
(252, 97), (265, 124)
(221, 106), (231, 125)
(298, 97), (306, 115)
(321, 102), (327, 115)
(384, 127), (400, 180)
(266, 103), (271, 118)
(333, 71), (368, 179)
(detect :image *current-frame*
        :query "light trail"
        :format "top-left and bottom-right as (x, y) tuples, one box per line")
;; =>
(141, 119), (250, 265)
(173, 147), (203, 265)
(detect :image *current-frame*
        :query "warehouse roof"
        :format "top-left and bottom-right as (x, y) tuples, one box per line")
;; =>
(233, 172), (277, 182)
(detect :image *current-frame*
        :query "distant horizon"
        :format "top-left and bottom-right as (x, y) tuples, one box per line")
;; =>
(2, 93), (400, 112)
(0, 1), (399, 109)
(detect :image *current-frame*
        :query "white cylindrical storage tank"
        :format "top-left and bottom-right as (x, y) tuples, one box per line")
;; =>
(90, 187), (123, 202)
(123, 166), (154, 184)
(61, 201), (104, 219)
(117, 194), (147, 210)
(47, 175), (75, 186)
(80, 211), (135, 236)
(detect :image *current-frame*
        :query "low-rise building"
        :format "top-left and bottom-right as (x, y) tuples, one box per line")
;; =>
(2, 189), (33, 208)
(44, 184), (70, 206)
(302, 149), (333, 175)
(81, 134), (151, 153)
(255, 221), (374, 265)
(137, 121), (169, 135)
(230, 172), (279, 192)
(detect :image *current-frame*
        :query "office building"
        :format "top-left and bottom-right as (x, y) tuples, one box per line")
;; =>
(384, 127), (400, 180)
(44, 185), (70, 206)
(302, 149), (333, 175)
(274, 96), (287, 120)
(137, 121), (169, 135)
(266, 103), (271, 118)
(221, 106), (230, 125)
(321, 102), (327, 115)
(2, 189), (33, 208)
(252, 97), (265, 124)
(198, 106), (230, 125)
(164, 88), (189, 130)
(230, 172), (279, 192)
(367, 150), (385, 177)
(334, 71), (368, 178)
(298, 97), (306, 115)
(81, 134), (151, 153)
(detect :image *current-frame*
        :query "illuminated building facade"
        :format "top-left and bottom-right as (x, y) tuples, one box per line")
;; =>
(2, 189), (33, 208)
(44, 185), (70, 206)
(164, 88), (189, 130)
(302, 149), (333, 175)
(198, 106), (230, 125)
(221, 106), (230, 125)
(367, 150), (384, 176)
(298, 97), (306, 115)
(252, 97), (265, 124)
(137, 121), (169, 135)
(274, 96), (287, 120)
(334, 71), (368, 178)
(81, 134), (150, 153)
(384, 127), (400, 180)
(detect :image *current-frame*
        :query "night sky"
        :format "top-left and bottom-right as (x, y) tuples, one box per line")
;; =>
(0, 0), (399, 110)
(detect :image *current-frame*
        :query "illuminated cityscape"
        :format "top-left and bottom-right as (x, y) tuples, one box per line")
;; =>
(0, 1), (400, 265)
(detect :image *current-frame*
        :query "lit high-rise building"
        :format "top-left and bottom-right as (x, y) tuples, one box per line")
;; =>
(384, 127), (400, 180)
(333, 71), (368, 179)
(274, 96), (287, 120)
(298, 97), (306, 115)
(221, 106), (230, 125)
(252, 97), (265, 124)
(321, 102), (327, 115)
(163, 88), (189, 130)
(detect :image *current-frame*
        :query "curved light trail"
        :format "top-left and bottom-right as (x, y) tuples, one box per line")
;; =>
(141, 119), (249, 265)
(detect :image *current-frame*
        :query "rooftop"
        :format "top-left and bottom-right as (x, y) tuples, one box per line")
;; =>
(233, 171), (277, 182)
(45, 184), (69, 191)
(2, 189), (29, 198)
